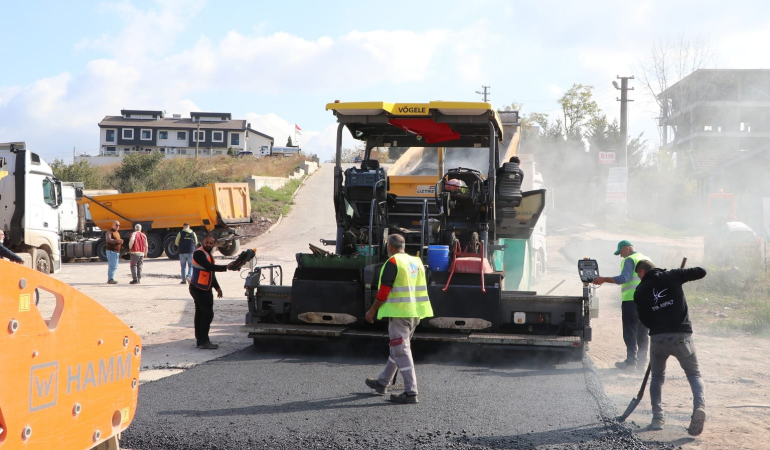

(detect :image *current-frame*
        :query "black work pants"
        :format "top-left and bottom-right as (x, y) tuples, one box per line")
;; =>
(621, 301), (649, 363)
(190, 285), (214, 346)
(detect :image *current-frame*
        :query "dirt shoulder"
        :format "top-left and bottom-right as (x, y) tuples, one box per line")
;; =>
(538, 224), (770, 449)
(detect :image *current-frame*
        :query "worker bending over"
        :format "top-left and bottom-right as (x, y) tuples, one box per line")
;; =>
(634, 260), (707, 435)
(593, 240), (651, 370)
(365, 234), (434, 403)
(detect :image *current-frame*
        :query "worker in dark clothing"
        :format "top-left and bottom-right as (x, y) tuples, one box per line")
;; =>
(634, 260), (707, 436)
(496, 156), (525, 184)
(189, 234), (235, 349)
(0, 229), (24, 264)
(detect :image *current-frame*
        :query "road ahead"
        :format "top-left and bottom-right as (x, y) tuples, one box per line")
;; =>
(121, 164), (651, 450)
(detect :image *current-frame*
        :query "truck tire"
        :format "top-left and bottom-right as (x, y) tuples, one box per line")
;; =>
(96, 240), (108, 262)
(147, 233), (164, 258)
(218, 239), (240, 256)
(164, 235), (180, 260)
(35, 250), (52, 274)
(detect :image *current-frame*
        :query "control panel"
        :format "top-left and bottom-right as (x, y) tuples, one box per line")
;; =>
(578, 258), (599, 283)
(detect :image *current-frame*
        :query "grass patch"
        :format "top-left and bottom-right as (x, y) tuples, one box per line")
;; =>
(603, 219), (702, 239)
(250, 178), (303, 220)
(686, 266), (770, 336)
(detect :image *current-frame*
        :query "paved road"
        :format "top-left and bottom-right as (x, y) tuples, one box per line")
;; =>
(121, 163), (656, 449)
(122, 341), (651, 450)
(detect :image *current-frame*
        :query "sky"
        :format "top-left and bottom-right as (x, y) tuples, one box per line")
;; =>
(1, 0), (769, 162)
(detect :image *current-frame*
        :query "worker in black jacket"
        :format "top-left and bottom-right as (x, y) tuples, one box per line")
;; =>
(189, 234), (235, 349)
(634, 260), (706, 436)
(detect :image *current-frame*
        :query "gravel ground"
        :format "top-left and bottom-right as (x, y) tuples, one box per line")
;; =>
(121, 341), (668, 450)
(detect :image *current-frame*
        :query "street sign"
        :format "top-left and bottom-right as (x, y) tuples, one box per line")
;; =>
(606, 166), (627, 203)
(599, 151), (616, 165)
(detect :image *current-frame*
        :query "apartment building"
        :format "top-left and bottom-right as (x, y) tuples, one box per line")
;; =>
(96, 110), (274, 159)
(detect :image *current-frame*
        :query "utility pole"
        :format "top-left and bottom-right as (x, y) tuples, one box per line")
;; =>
(613, 76), (634, 167)
(475, 85), (491, 103)
(195, 121), (200, 159)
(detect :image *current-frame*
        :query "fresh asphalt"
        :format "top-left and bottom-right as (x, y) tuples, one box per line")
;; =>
(122, 339), (661, 450)
(122, 166), (665, 449)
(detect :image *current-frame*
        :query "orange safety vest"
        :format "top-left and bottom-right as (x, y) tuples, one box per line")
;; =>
(190, 248), (214, 291)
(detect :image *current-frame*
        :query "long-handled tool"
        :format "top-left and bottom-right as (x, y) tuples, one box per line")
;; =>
(618, 257), (687, 422)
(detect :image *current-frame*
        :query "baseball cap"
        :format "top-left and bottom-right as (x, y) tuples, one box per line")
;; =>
(614, 240), (632, 255)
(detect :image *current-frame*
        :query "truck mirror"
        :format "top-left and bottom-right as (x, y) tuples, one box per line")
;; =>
(56, 180), (63, 206)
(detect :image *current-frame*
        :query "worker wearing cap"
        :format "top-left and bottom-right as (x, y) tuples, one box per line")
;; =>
(593, 240), (652, 370)
(364, 234), (433, 404)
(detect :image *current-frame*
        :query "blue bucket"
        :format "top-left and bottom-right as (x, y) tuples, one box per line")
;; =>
(427, 245), (450, 272)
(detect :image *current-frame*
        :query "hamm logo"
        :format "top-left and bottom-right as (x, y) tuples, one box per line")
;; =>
(29, 362), (58, 412)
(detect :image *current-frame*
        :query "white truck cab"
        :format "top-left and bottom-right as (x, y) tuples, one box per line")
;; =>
(0, 142), (63, 273)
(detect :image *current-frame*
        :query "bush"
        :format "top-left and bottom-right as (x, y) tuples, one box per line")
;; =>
(109, 152), (165, 193)
(50, 159), (109, 189)
(686, 265), (770, 335)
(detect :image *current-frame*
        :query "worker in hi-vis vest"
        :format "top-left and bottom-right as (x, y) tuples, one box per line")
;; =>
(189, 234), (235, 350)
(593, 239), (652, 370)
(365, 234), (433, 404)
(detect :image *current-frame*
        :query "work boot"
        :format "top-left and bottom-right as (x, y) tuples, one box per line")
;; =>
(615, 360), (635, 371)
(688, 407), (706, 436)
(180, 280), (187, 284)
(130, 280), (139, 284)
(107, 279), (118, 284)
(186, 276), (191, 284)
(650, 417), (665, 430)
(390, 392), (418, 404)
(365, 378), (388, 394)
(197, 342), (219, 350)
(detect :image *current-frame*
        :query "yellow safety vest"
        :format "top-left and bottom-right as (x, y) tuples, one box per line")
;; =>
(620, 252), (651, 301)
(377, 253), (434, 319)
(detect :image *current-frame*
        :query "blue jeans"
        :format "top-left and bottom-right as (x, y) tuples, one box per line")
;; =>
(179, 253), (193, 279)
(650, 333), (706, 419)
(107, 250), (119, 281)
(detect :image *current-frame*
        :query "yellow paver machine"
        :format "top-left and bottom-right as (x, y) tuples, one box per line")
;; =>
(242, 101), (599, 357)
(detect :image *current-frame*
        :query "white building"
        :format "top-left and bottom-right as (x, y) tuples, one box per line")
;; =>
(83, 110), (274, 165)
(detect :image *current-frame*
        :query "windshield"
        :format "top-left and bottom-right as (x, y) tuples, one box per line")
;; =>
(387, 147), (490, 176)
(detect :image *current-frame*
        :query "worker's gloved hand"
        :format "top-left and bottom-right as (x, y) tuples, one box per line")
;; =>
(216, 288), (223, 298)
(593, 276), (607, 286)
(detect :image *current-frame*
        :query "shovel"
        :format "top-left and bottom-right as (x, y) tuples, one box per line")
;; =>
(618, 257), (687, 422)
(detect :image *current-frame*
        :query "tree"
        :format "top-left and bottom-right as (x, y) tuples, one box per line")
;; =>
(286, 136), (294, 147)
(227, 147), (235, 156)
(50, 159), (108, 189)
(558, 84), (600, 137)
(636, 34), (718, 145)
(109, 152), (164, 193)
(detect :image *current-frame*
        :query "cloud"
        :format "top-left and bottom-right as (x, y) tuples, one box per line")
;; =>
(1, 0), (495, 159)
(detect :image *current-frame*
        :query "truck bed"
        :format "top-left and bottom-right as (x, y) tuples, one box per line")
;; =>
(81, 182), (251, 231)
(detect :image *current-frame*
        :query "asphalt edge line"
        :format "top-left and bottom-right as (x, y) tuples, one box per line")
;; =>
(583, 353), (653, 449)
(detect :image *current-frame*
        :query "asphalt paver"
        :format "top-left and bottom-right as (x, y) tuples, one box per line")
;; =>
(122, 341), (661, 450)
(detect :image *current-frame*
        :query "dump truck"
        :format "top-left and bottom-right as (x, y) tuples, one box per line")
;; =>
(241, 101), (597, 357)
(80, 183), (252, 260)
